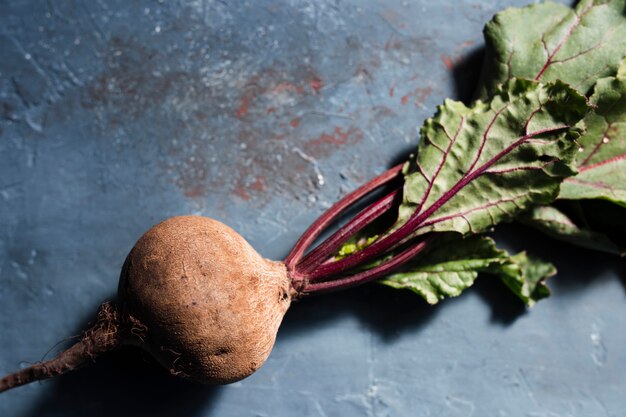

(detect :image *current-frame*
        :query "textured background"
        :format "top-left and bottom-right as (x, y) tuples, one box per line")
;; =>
(1, 0), (625, 416)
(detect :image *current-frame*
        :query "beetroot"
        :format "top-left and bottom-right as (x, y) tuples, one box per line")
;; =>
(1, 167), (410, 392)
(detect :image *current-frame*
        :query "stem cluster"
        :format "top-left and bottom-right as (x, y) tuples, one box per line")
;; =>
(285, 164), (432, 295)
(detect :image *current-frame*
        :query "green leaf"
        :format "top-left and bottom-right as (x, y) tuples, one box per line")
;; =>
(379, 235), (554, 306)
(559, 73), (626, 206)
(398, 79), (587, 237)
(619, 57), (626, 78)
(379, 236), (507, 304)
(520, 203), (626, 256)
(487, 252), (554, 307)
(480, 0), (626, 98)
(335, 235), (378, 259)
(480, 3), (626, 207)
(480, 0), (626, 252)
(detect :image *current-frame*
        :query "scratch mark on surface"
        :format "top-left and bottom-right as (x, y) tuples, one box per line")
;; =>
(590, 323), (607, 367)
(308, 110), (355, 121)
(518, 367), (539, 406)
(8, 35), (58, 100)
(292, 147), (325, 187)
(376, 12), (402, 35)
(313, 398), (329, 417)
(446, 395), (476, 417)
(10, 77), (30, 110)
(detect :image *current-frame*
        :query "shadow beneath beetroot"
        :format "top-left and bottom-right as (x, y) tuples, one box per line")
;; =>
(20, 222), (624, 417)
(279, 268), (528, 344)
(280, 218), (626, 341)
(19, 299), (220, 417)
(619, 264), (626, 296)
(279, 282), (441, 345)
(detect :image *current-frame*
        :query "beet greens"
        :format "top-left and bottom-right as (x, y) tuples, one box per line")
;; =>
(2, 0), (626, 395)
(284, 78), (586, 304)
(481, 0), (626, 254)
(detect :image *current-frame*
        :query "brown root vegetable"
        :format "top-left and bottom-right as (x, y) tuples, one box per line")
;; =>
(118, 216), (293, 384)
(1, 166), (419, 392)
(0, 216), (294, 391)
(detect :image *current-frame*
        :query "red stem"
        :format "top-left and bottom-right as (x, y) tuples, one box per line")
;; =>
(284, 164), (403, 274)
(297, 188), (400, 277)
(302, 236), (432, 294)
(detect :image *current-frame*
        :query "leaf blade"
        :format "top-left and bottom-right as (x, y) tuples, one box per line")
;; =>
(479, 1), (626, 253)
(487, 252), (554, 307)
(399, 79), (587, 236)
(481, 0), (626, 97)
(379, 235), (555, 306)
(559, 74), (626, 206)
(380, 236), (507, 304)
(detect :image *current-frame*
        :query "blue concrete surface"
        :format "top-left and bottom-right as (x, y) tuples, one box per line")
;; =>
(1, 0), (625, 416)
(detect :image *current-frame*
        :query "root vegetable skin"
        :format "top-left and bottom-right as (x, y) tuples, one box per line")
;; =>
(118, 216), (293, 384)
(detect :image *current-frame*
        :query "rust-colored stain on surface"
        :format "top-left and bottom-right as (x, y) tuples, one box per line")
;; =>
(400, 87), (432, 107)
(440, 40), (476, 70)
(309, 78), (323, 94)
(236, 93), (253, 118)
(440, 54), (456, 70)
(305, 127), (364, 158)
(250, 176), (267, 192)
(233, 68), (323, 119)
(72, 29), (414, 206)
(384, 34), (403, 52)
(232, 185), (252, 201)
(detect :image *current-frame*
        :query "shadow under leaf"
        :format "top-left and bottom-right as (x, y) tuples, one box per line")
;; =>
(279, 282), (440, 345)
(472, 275), (527, 326)
(452, 46), (485, 104)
